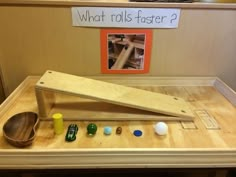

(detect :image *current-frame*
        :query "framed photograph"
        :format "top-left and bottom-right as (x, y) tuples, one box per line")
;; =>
(101, 29), (152, 74)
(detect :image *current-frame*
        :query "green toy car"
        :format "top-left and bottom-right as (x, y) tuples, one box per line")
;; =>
(65, 124), (78, 142)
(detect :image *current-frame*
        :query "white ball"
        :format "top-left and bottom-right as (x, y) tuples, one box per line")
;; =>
(154, 122), (168, 135)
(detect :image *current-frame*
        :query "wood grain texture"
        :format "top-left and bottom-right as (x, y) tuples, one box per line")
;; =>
(0, 6), (235, 96)
(35, 70), (194, 120)
(111, 44), (135, 70)
(2, 112), (39, 147)
(0, 0), (236, 9)
(35, 89), (55, 117)
(0, 76), (236, 169)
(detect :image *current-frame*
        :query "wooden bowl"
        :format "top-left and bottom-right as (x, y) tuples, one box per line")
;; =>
(3, 112), (39, 147)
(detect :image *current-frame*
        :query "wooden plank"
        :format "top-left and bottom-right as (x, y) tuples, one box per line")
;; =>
(47, 86), (186, 121)
(116, 40), (144, 49)
(35, 70), (194, 120)
(111, 44), (135, 69)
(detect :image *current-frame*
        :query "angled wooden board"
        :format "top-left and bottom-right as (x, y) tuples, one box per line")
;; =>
(35, 70), (194, 120)
(111, 44), (135, 70)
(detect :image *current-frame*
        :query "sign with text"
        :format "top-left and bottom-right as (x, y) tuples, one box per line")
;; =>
(71, 7), (180, 28)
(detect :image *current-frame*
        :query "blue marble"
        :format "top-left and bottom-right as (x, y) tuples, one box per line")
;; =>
(104, 126), (112, 135)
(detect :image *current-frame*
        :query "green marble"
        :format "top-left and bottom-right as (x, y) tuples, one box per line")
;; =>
(87, 123), (97, 135)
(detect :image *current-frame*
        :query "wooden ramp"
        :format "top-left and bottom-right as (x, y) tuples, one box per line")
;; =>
(35, 70), (194, 121)
(111, 44), (135, 69)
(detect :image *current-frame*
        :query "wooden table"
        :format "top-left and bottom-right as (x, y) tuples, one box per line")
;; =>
(0, 76), (236, 170)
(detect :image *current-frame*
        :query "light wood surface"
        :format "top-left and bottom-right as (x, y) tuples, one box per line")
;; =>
(0, 5), (235, 96)
(111, 44), (135, 70)
(0, 76), (236, 169)
(0, 0), (236, 9)
(35, 71), (194, 120)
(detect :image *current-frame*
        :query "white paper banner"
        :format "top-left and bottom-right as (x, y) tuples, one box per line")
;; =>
(71, 7), (180, 28)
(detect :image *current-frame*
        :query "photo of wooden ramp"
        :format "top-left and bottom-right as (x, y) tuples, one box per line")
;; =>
(111, 44), (135, 70)
(35, 70), (194, 121)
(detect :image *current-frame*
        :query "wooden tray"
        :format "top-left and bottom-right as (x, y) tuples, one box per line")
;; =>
(0, 76), (235, 169)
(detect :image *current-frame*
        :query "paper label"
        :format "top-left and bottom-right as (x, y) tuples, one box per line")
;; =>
(71, 7), (180, 28)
